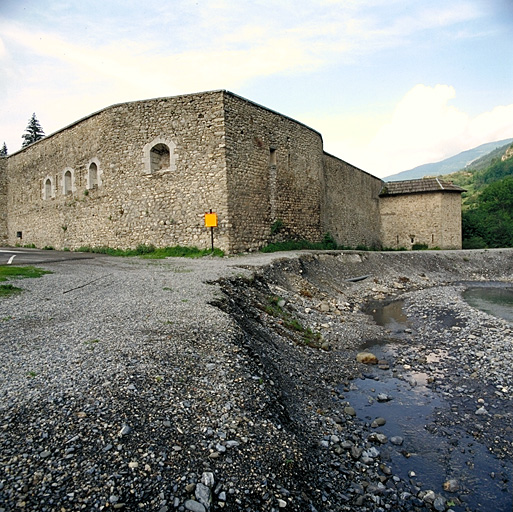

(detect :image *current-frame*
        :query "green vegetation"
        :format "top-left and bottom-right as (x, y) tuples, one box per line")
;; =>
(462, 176), (513, 249)
(270, 219), (285, 235)
(425, 143), (513, 250)
(264, 295), (323, 349)
(0, 266), (52, 298)
(0, 266), (52, 281)
(84, 339), (100, 350)
(21, 113), (45, 148)
(261, 232), (338, 253)
(76, 244), (224, 258)
(0, 284), (23, 297)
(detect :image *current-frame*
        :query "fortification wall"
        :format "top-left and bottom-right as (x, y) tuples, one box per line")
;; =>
(5, 91), (230, 251)
(322, 154), (382, 248)
(440, 192), (463, 249)
(223, 93), (324, 253)
(379, 192), (462, 249)
(0, 157), (7, 244)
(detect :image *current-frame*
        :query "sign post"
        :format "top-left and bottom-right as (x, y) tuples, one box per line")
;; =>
(204, 209), (218, 253)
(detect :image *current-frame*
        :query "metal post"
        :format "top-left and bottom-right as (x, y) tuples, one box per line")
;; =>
(210, 209), (214, 252)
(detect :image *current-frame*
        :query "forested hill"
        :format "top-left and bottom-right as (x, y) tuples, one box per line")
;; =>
(454, 142), (513, 249)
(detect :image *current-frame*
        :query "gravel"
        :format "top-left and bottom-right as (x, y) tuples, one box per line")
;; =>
(0, 248), (512, 511)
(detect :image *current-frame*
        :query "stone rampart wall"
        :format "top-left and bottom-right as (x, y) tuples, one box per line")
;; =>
(379, 192), (462, 249)
(1, 90), (464, 254)
(440, 192), (463, 249)
(5, 92), (231, 251)
(322, 154), (383, 248)
(223, 93), (324, 252)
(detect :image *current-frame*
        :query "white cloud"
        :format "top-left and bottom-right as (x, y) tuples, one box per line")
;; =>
(327, 84), (513, 177)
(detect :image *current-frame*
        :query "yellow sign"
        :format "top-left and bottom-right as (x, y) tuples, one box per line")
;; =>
(204, 212), (218, 227)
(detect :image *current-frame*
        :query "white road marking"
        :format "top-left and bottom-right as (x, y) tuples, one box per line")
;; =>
(0, 250), (24, 254)
(7, 255), (16, 264)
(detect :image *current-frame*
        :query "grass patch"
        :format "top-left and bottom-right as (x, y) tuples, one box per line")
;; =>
(0, 266), (52, 281)
(0, 284), (23, 297)
(76, 244), (224, 258)
(0, 266), (52, 298)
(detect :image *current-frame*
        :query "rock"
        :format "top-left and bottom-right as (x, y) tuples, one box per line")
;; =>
(368, 432), (388, 444)
(356, 352), (378, 364)
(185, 500), (206, 512)
(201, 472), (215, 487)
(371, 417), (386, 428)
(390, 436), (404, 446)
(350, 446), (363, 460)
(119, 424), (131, 436)
(443, 479), (459, 492)
(377, 393), (392, 402)
(344, 406), (356, 417)
(422, 490), (436, 504)
(195, 483), (211, 509)
(433, 496), (446, 511)
(475, 406), (488, 415)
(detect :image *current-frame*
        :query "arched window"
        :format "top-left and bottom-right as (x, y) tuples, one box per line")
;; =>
(89, 162), (98, 188)
(62, 168), (75, 195)
(87, 158), (102, 189)
(150, 143), (171, 172)
(43, 177), (53, 200)
(64, 170), (72, 195)
(143, 137), (176, 174)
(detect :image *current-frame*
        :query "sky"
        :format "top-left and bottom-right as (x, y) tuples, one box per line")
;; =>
(0, 0), (512, 178)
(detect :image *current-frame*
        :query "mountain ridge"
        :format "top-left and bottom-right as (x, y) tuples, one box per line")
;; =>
(384, 138), (513, 181)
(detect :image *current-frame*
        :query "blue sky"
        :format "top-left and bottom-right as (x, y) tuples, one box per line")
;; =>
(1, 0), (512, 177)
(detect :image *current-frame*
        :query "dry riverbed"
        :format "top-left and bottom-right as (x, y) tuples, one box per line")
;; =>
(0, 249), (512, 512)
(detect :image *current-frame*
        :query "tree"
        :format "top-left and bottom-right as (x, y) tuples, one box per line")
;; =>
(0, 142), (7, 156)
(21, 113), (45, 148)
(462, 176), (513, 248)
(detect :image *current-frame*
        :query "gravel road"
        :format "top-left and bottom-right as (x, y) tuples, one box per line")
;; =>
(1, 249), (512, 512)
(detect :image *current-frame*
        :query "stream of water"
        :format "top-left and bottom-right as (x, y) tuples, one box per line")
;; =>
(343, 285), (513, 511)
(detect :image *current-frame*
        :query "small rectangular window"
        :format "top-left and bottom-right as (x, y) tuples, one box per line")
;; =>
(269, 148), (277, 166)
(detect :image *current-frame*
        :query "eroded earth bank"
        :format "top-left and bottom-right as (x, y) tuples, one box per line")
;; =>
(0, 249), (512, 512)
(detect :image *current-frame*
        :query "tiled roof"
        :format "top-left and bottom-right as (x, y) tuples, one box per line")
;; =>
(379, 178), (466, 196)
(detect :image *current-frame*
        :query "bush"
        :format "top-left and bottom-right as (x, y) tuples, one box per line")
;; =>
(462, 236), (487, 249)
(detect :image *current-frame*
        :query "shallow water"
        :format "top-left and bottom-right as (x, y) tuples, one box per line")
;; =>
(345, 295), (513, 512)
(463, 286), (513, 324)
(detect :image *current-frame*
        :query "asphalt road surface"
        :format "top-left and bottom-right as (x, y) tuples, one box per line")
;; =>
(0, 247), (95, 265)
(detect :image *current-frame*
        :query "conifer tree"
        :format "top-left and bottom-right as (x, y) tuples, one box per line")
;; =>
(0, 142), (7, 156)
(21, 113), (45, 148)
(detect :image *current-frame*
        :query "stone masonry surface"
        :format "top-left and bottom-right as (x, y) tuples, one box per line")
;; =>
(0, 90), (464, 252)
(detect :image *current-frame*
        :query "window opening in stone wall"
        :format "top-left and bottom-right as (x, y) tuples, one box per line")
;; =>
(64, 170), (72, 195)
(410, 235), (415, 244)
(44, 178), (52, 199)
(269, 148), (277, 166)
(143, 137), (176, 175)
(88, 162), (98, 189)
(150, 143), (171, 172)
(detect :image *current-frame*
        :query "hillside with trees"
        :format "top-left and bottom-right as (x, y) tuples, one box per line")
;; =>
(440, 142), (513, 249)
